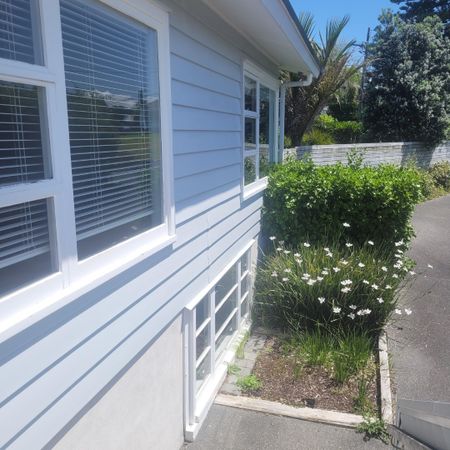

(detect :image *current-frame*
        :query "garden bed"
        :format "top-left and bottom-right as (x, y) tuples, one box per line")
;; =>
(234, 334), (378, 415)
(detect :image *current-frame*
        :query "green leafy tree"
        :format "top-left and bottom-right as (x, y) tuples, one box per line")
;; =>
(391, 0), (450, 35)
(327, 71), (362, 121)
(285, 14), (362, 145)
(363, 12), (450, 144)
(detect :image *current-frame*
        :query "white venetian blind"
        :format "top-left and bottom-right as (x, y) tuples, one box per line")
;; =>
(0, 0), (40, 64)
(60, 0), (163, 260)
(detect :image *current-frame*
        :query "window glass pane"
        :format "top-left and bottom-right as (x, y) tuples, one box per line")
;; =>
(259, 85), (276, 177)
(215, 312), (236, 360)
(0, 81), (48, 186)
(196, 325), (209, 359)
(60, 0), (163, 260)
(244, 76), (256, 111)
(196, 295), (209, 330)
(0, 0), (42, 64)
(241, 297), (249, 318)
(240, 252), (249, 273)
(0, 199), (54, 296)
(244, 117), (256, 150)
(215, 289), (237, 332)
(244, 155), (256, 185)
(196, 351), (210, 392)
(215, 265), (236, 306)
(241, 273), (249, 296)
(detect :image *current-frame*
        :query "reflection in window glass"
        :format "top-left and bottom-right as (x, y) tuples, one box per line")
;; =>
(215, 313), (236, 359)
(259, 85), (276, 178)
(244, 76), (256, 111)
(0, 0), (42, 64)
(244, 155), (256, 186)
(244, 118), (256, 150)
(240, 253), (249, 273)
(215, 265), (236, 306)
(196, 325), (209, 359)
(61, 0), (163, 260)
(241, 297), (249, 318)
(196, 351), (210, 392)
(196, 295), (209, 329)
(0, 81), (48, 186)
(241, 274), (248, 296)
(215, 289), (237, 333)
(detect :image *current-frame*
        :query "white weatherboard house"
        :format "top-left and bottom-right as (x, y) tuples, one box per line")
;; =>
(0, 0), (319, 448)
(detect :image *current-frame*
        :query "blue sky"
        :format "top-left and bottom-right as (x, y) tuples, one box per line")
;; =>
(290, 0), (398, 47)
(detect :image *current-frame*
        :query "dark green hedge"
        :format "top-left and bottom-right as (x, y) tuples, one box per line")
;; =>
(263, 159), (424, 247)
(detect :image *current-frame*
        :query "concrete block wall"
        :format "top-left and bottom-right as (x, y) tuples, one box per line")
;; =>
(284, 141), (450, 168)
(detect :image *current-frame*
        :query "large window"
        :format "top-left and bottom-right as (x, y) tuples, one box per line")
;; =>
(0, 0), (173, 324)
(185, 245), (253, 429)
(243, 63), (278, 191)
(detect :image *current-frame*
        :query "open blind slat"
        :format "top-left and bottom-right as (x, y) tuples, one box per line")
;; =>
(0, 81), (47, 185)
(60, 0), (163, 259)
(0, 0), (40, 64)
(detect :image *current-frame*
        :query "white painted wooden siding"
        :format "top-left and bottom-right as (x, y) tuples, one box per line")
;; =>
(0, 1), (278, 448)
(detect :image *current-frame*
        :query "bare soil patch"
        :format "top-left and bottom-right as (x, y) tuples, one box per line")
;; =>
(242, 336), (378, 414)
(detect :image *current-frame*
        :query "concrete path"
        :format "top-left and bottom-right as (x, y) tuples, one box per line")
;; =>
(184, 404), (388, 450)
(388, 194), (450, 402)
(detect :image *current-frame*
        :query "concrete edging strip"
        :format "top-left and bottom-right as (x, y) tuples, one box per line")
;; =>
(379, 330), (394, 424)
(215, 394), (363, 428)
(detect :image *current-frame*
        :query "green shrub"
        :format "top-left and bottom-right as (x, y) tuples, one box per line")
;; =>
(332, 121), (363, 144)
(254, 237), (411, 335)
(301, 128), (334, 145)
(263, 159), (423, 248)
(428, 161), (450, 191)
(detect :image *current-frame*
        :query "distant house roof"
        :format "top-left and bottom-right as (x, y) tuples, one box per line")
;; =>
(202, 0), (321, 77)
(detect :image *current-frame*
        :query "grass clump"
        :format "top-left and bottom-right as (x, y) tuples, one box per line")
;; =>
(227, 364), (241, 376)
(237, 374), (262, 392)
(255, 235), (410, 335)
(357, 415), (390, 444)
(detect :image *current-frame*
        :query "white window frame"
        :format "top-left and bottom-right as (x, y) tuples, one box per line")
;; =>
(242, 60), (279, 200)
(183, 241), (254, 440)
(0, 0), (175, 336)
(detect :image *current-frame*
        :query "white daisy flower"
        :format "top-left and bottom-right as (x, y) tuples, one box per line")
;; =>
(294, 253), (300, 257)
(341, 260), (349, 265)
(318, 297), (325, 304)
(358, 262), (365, 268)
(381, 266), (388, 272)
(303, 273), (310, 279)
(333, 307), (341, 313)
(307, 279), (317, 286)
(345, 243), (353, 248)
(279, 240), (285, 245)
(282, 277), (289, 282)
(271, 271), (278, 277)
(396, 249), (404, 254)
(333, 267), (341, 273)
(368, 240), (374, 246)
(377, 297), (384, 304)
(371, 284), (379, 290)
(385, 284), (392, 289)
(317, 276), (324, 281)
(392, 274), (399, 279)
(349, 305), (357, 310)
(303, 242), (311, 248)
(321, 270), (329, 275)
(395, 309), (402, 315)
(363, 280), (370, 285)
(326, 252), (333, 258)
(343, 222), (351, 228)
(409, 270), (416, 275)
(324, 247), (330, 252)
(427, 264), (433, 269)
(276, 247), (282, 251)
(395, 240), (404, 247)
(405, 308), (412, 315)
(348, 313), (356, 320)
(341, 279), (353, 286)
(284, 250), (291, 254)
(341, 287), (351, 293)
(284, 268), (292, 273)
(269, 236), (276, 241)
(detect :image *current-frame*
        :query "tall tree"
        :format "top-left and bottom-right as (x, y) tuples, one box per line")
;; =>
(391, 0), (450, 35)
(363, 12), (450, 144)
(285, 14), (361, 145)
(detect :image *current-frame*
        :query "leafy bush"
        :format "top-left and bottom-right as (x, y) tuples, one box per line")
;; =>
(332, 121), (363, 144)
(263, 158), (423, 248)
(428, 161), (450, 190)
(301, 128), (334, 145)
(254, 237), (412, 335)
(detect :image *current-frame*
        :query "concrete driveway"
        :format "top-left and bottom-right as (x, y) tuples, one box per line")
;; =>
(388, 194), (450, 402)
(184, 405), (388, 450)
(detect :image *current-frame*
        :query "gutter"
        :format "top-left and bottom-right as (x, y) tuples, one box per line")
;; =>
(279, 73), (314, 159)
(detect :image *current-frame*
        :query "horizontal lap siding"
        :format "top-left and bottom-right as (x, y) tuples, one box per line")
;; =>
(1, 2), (273, 448)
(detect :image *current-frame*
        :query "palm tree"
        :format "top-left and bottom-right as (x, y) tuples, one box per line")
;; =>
(285, 14), (363, 144)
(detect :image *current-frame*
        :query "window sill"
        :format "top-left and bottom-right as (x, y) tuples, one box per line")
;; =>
(242, 177), (268, 201)
(0, 233), (176, 344)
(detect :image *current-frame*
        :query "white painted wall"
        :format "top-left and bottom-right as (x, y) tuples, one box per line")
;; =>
(0, 1), (278, 449)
